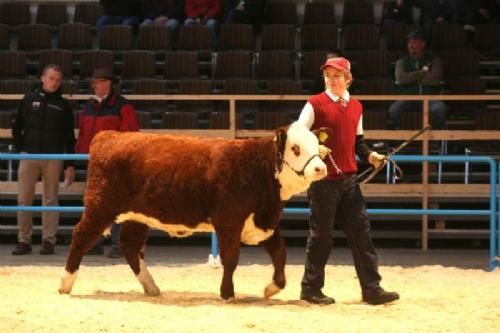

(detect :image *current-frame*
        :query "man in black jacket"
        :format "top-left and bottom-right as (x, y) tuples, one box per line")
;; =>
(11, 64), (75, 256)
(224, 0), (266, 31)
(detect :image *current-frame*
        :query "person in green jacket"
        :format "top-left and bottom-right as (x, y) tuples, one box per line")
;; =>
(387, 30), (448, 129)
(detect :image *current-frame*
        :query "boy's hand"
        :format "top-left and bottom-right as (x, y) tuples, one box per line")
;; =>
(368, 152), (386, 169)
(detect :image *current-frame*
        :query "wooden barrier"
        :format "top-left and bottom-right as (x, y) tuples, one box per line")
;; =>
(1, 93), (499, 249)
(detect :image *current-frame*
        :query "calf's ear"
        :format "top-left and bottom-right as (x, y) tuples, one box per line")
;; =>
(274, 126), (288, 157)
(312, 127), (332, 144)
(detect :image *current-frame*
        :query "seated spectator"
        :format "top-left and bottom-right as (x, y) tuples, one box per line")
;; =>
(451, 0), (497, 44)
(415, 0), (453, 42)
(381, 0), (414, 34)
(184, 0), (222, 44)
(387, 31), (448, 129)
(97, 0), (142, 34)
(141, 0), (185, 34)
(224, 0), (266, 32)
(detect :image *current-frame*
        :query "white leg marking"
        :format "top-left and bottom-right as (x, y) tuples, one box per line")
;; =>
(240, 214), (274, 245)
(264, 282), (282, 299)
(136, 258), (160, 296)
(58, 270), (79, 294)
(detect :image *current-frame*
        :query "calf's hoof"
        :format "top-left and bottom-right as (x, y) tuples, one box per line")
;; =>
(58, 271), (77, 294)
(264, 282), (281, 299)
(143, 285), (161, 296)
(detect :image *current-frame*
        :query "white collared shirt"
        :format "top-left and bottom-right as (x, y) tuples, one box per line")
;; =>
(297, 90), (363, 135)
(93, 94), (108, 103)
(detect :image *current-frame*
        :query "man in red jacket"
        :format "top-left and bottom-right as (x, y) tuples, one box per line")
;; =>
(184, 0), (222, 45)
(297, 57), (400, 305)
(75, 67), (138, 258)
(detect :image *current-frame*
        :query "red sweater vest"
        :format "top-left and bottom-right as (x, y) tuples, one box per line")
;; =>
(309, 92), (363, 180)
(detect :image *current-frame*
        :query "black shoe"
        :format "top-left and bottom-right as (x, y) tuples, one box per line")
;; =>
(12, 242), (32, 255)
(300, 291), (335, 305)
(87, 245), (104, 255)
(107, 246), (122, 259)
(39, 241), (55, 255)
(362, 287), (399, 305)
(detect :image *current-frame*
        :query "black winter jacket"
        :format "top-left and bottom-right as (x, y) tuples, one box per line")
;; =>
(12, 86), (75, 165)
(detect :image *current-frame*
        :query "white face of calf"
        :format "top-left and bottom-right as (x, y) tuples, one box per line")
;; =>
(276, 122), (327, 200)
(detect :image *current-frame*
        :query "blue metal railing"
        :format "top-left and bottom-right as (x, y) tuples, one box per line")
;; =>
(0, 154), (498, 271)
(284, 155), (498, 271)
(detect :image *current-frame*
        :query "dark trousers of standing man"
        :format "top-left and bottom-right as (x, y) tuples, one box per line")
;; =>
(301, 175), (382, 295)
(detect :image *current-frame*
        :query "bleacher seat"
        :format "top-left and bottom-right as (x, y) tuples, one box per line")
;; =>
(17, 24), (52, 53)
(256, 50), (295, 82)
(121, 50), (157, 79)
(208, 111), (245, 129)
(137, 25), (171, 54)
(343, 24), (380, 60)
(161, 111), (198, 129)
(174, 79), (214, 115)
(213, 51), (253, 81)
(354, 49), (391, 79)
(36, 3), (68, 27)
(260, 24), (296, 51)
(431, 23), (466, 51)
(37, 49), (73, 77)
(74, 2), (103, 29)
(303, 1), (336, 25)
(253, 111), (291, 129)
(217, 78), (260, 114)
(120, 78), (168, 115)
(177, 25), (213, 56)
(58, 23), (92, 51)
(0, 2), (30, 26)
(439, 49), (480, 79)
(264, 1), (298, 25)
(164, 51), (200, 89)
(0, 24), (9, 50)
(76, 49), (114, 80)
(261, 79), (303, 117)
(0, 79), (33, 112)
(217, 24), (254, 51)
(300, 24), (337, 51)
(341, 0), (375, 26)
(0, 51), (27, 79)
(473, 23), (500, 59)
(99, 25), (133, 52)
(135, 111), (153, 129)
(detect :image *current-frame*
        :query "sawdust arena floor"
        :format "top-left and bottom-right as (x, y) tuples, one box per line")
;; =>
(1, 257), (499, 333)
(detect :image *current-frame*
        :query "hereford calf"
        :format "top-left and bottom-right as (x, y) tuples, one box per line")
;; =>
(59, 122), (327, 300)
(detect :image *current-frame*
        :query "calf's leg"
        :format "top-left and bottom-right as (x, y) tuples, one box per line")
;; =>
(119, 221), (160, 296)
(59, 211), (114, 294)
(216, 227), (241, 300)
(262, 227), (286, 299)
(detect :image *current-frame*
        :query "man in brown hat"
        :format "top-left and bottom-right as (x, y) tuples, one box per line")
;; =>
(75, 67), (139, 258)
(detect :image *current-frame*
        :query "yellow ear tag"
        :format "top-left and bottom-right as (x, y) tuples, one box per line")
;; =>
(319, 131), (328, 143)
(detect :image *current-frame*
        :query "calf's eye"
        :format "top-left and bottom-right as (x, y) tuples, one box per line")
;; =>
(291, 144), (300, 157)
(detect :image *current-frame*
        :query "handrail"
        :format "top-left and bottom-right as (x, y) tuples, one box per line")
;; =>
(284, 155), (499, 271)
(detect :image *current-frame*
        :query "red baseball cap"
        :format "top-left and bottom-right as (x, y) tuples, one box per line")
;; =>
(320, 57), (351, 71)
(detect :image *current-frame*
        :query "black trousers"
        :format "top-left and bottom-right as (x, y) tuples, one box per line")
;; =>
(301, 175), (382, 294)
